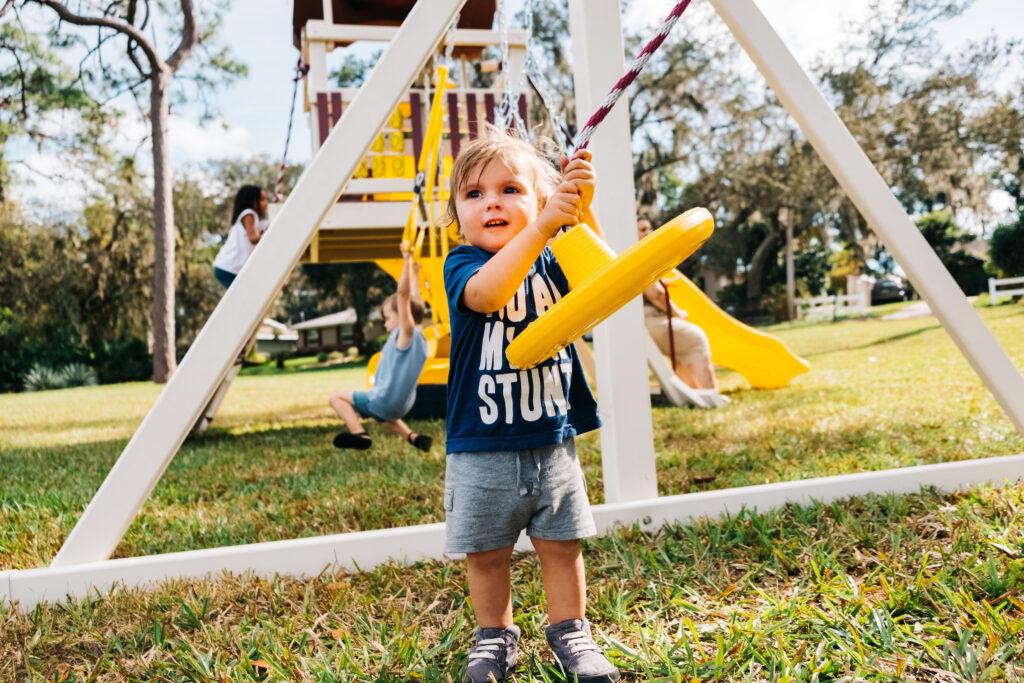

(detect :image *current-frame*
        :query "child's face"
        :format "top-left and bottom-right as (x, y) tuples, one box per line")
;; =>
(454, 156), (540, 253)
(637, 218), (653, 239)
(383, 301), (398, 332)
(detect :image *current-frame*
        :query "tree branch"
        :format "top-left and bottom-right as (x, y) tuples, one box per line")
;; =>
(165, 0), (198, 74)
(3, 42), (31, 118)
(31, 0), (161, 69)
(0, 0), (14, 18)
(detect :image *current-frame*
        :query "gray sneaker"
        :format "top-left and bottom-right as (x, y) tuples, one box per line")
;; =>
(464, 624), (520, 683)
(545, 618), (620, 683)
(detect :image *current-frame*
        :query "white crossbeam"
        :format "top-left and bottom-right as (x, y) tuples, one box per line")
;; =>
(304, 22), (527, 48)
(49, 0), (469, 568)
(709, 0), (1024, 435)
(7, 455), (1023, 611)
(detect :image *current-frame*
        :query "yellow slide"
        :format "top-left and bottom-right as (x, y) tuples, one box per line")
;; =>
(660, 270), (809, 389)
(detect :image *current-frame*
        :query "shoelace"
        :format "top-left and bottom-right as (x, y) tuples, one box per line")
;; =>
(560, 630), (602, 655)
(469, 637), (507, 661)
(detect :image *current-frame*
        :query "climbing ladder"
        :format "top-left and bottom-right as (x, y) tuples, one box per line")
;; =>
(278, 1), (529, 264)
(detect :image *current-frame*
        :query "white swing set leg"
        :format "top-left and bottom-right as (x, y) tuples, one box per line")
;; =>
(708, 0), (1024, 433)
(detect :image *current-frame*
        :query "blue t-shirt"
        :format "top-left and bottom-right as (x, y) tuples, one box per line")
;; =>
(366, 327), (428, 420)
(443, 244), (601, 453)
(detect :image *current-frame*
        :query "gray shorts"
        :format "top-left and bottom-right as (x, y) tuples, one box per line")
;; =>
(443, 440), (597, 554)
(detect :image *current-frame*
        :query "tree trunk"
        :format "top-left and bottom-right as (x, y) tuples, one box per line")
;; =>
(150, 68), (176, 382)
(784, 209), (796, 320)
(0, 138), (7, 204)
(352, 320), (366, 354)
(746, 225), (782, 313)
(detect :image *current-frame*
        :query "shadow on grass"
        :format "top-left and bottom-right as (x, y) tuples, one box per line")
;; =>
(802, 323), (943, 359)
(1, 421), (449, 569)
(240, 360), (369, 377)
(0, 419), (443, 505)
(653, 411), (1006, 498)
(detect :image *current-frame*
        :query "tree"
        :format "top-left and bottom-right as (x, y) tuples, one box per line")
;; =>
(4, 0), (244, 382)
(915, 210), (987, 294)
(300, 262), (393, 353)
(990, 215), (1024, 278)
(0, 19), (102, 202)
(674, 0), (1014, 314)
(0, 176), (154, 388)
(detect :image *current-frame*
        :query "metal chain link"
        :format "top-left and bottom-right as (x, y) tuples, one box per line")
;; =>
(443, 13), (459, 65)
(495, 0), (514, 130)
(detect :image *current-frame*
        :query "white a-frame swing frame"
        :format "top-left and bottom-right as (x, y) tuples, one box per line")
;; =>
(3, 0), (1024, 611)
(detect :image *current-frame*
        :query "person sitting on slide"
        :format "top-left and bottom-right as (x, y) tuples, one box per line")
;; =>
(328, 242), (432, 452)
(638, 216), (718, 391)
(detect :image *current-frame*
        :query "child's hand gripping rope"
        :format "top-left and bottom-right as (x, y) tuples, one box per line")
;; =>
(535, 149), (596, 239)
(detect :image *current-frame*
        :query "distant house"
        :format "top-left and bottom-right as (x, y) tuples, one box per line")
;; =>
(291, 308), (384, 354)
(255, 319), (298, 356)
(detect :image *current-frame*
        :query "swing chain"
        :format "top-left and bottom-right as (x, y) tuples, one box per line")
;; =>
(273, 56), (311, 203)
(572, 0), (693, 153)
(510, 0), (533, 140)
(443, 13), (460, 66)
(520, 0), (573, 154)
(495, 0), (512, 130)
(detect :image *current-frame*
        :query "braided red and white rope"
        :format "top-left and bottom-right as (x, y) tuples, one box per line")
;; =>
(571, 0), (692, 153)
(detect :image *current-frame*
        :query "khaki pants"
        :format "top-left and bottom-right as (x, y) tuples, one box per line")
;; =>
(644, 305), (711, 368)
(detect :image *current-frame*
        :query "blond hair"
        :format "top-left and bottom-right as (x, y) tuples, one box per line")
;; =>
(445, 126), (560, 233)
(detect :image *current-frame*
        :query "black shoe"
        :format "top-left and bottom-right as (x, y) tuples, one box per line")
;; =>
(333, 432), (372, 450)
(408, 433), (432, 452)
(545, 618), (619, 683)
(465, 624), (520, 683)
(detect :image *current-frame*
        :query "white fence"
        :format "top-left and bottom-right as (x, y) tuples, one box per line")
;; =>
(796, 292), (868, 319)
(989, 276), (1024, 304)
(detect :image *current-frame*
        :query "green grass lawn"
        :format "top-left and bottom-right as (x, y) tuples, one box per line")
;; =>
(2, 301), (1024, 680)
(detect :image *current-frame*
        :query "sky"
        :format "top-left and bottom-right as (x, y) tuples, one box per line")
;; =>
(9, 0), (1024, 208)
(212, 0), (1024, 166)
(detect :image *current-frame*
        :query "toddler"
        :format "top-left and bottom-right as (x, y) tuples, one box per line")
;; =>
(442, 131), (619, 683)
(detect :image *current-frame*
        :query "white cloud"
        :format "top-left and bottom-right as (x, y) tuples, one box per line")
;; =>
(167, 116), (254, 163)
(12, 153), (100, 216)
(109, 108), (255, 165)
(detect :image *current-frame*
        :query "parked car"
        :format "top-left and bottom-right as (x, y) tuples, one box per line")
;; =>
(871, 279), (909, 305)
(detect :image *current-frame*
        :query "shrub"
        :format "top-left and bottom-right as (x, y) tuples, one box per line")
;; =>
(0, 308), (30, 393)
(990, 217), (1024, 277)
(23, 365), (65, 392)
(272, 350), (291, 369)
(58, 363), (98, 388)
(316, 351), (329, 363)
(364, 335), (389, 356)
(715, 282), (747, 316)
(328, 350), (345, 362)
(89, 337), (152, 384)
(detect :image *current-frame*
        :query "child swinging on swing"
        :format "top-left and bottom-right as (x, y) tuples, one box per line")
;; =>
(329, 242), (433, 453)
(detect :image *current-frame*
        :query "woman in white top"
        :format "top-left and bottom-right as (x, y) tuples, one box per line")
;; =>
(213, 185), (269, 288)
